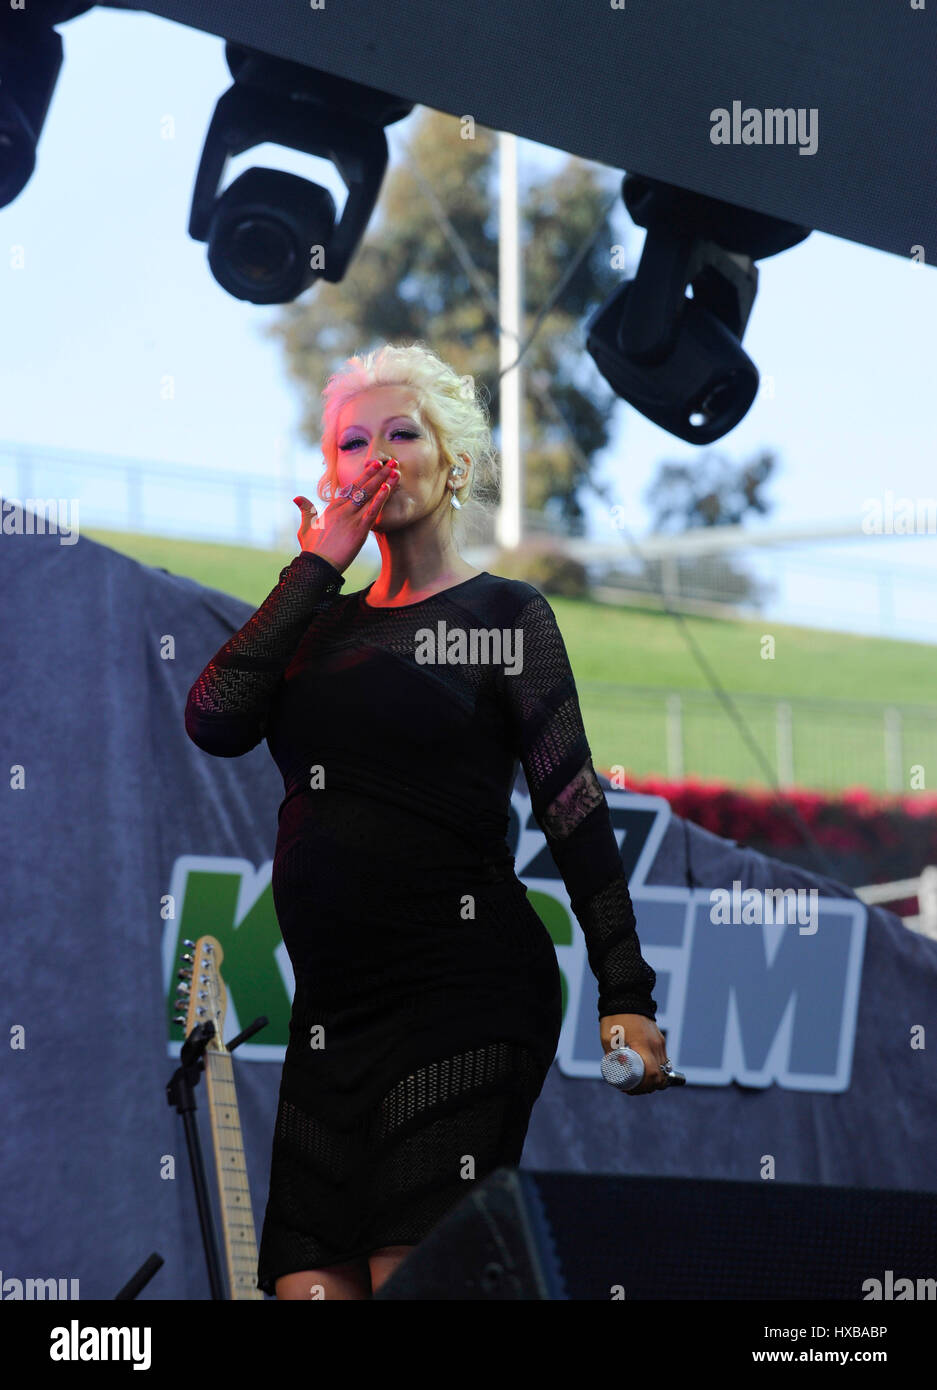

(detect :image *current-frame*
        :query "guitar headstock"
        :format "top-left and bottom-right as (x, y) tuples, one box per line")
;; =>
(173, 935), (228, 1051)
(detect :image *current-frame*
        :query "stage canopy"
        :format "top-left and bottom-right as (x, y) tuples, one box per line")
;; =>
(106, 0), (937, 264)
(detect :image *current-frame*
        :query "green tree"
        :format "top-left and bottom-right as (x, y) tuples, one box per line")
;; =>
(262, 108), (628, 534)
(638, 449), (777, 609)
(644, 449), (776, 532)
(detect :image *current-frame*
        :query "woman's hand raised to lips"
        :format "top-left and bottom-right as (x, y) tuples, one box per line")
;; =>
(293, 458), (400, 574)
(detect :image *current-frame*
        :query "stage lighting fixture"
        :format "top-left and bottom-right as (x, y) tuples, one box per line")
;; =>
(585, 174), (811, 443)
(0, 9), (72, 209)
(189, 45), (413, 303)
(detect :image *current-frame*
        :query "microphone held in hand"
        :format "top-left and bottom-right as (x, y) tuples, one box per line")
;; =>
(601, 1046), (686, 1091)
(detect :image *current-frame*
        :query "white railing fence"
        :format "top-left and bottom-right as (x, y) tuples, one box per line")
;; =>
(578, 683), (937, 794)
(855, 865), (937, 939)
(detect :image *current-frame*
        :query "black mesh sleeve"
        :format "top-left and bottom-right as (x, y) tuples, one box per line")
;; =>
(502, 589), (658, 1021)
(184, 550), (345, 757)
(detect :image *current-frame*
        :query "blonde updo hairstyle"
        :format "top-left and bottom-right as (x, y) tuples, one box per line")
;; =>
(317, 341), (498, 545)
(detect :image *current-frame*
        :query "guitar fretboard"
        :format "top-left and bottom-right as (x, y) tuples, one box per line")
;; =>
(205, 1050), (263, 1300)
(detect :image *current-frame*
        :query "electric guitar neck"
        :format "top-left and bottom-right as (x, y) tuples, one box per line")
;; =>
(179, 935), (263, 1300)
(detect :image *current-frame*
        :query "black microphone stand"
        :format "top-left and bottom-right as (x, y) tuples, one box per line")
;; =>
(166, 1015), (268, 1300)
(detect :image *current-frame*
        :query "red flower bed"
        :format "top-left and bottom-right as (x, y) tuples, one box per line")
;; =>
(617, 773), (937, 908)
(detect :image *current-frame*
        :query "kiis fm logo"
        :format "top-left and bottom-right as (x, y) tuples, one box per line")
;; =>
(162, 793), (866, 1092)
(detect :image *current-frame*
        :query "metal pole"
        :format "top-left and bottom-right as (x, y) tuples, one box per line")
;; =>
(917, 865), (937, 939)
(661, 555), (679, 607)
(666, 694), (684, 780)
(884, 707), (902, 792)
(274, 434), (295, 548)
(18, 448), (32, 502)
(237, 477), (252, 547)
(497, 130), (522, 550)
(776, 701), (794, 788)
(127, 463), (142, 534)
(878, 570), (894, 636)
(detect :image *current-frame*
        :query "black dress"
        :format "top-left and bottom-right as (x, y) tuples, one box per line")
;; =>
(184, 551), (658, 1294)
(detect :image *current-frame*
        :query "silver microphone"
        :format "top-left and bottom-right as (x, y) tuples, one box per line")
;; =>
(601, 1047), (686, 1091)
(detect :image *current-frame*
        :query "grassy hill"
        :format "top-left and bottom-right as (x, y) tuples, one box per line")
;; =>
(86, 527), (937, 791)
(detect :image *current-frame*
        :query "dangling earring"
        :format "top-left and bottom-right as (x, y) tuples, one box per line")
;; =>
(450, 464), (466, 509)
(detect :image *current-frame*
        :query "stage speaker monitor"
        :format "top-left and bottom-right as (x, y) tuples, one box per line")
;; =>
(373, 1167), (937, 1300)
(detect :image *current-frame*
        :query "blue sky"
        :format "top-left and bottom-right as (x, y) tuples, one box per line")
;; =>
(2, 5), (936, 605)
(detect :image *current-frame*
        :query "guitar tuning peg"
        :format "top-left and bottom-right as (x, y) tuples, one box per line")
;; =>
(176, 981), (190, 994)
(182, 939), (195, 948)
(180, 953), (194, 965)
(173, 1015), (187, 1025)
(177, 968), (192, 980)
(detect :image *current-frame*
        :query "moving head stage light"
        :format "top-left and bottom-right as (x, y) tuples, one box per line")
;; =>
(0, 9), (68, 208)
(189, 45), (413, 303)
(586, 175), (811, 444)
(0, 15), (410, 306)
